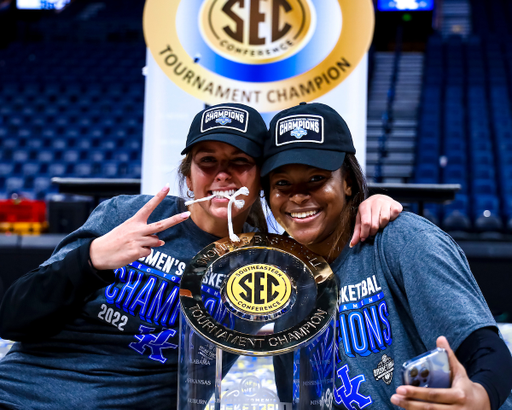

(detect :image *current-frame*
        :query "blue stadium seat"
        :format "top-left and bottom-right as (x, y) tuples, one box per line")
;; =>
(42, 127), (58, 138)
(88, 150), (108, 162)
(33, 176), (53, 195)
(415, 163), (439, 183)
(502, 195), (512, 218)
(444, 194), (469, 216)
(12, 149), (29, 163)
(74, 162), (94, 177)
(100, 140), (117, 150)
(26, 138), (44, 150)
(445, 152), (466, 166)
(473, 195), (501, 218)
(471, 140), (493, 151)
(423, 204), (441, 225)
(471, 151), (494, 166)
(442, 194), (471, 232)
(64, 127), (82, 138)
(0, 126), (9, 139)
(62, 150), (81, 163)
(87, 126), (105, 138)
(51, 138), (67, 150)
(444, 139), (465, 153)
(101, 161), (120, 178)
(21, 162), (41, 176)
(473, 167), (495, 180)
(2, 138), (18, 149)
(472, 179), (497, 196)
(126, 163), (141, 178)
(112, 149), (131, 162)
(416, 149), (439, 165)
(18, 127), (34, 138)
(0, 162), (14, 176)
(48, 163), (67, 177)
(418, 139), (440, 153)
(76, 138), (93, 150)
(5, 177), (25, 193)
(443, 164), (465, 179)
(37, 150), (55, 163)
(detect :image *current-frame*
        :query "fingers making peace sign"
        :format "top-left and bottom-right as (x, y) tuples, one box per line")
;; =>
(89, 186), (190, 271)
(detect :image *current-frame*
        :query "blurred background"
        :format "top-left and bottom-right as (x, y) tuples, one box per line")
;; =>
(0, 0), (511, 326)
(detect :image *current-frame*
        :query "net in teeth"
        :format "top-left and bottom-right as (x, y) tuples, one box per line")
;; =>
(185, 187), (250, 242)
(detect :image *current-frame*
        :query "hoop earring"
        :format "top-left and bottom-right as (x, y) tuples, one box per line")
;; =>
(187, 190), (194, 198)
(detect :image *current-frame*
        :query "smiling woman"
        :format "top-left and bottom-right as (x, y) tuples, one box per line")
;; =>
(0, 101), (404, 410)
(180, 140), (264, 238)
(261, 102), (512, 410)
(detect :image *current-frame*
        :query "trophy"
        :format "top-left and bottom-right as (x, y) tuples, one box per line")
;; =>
(178, 233), (338, 410)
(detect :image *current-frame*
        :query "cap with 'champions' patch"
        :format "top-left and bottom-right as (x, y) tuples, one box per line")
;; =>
(261, 102), (356, 176)
(181, 103), (267, 158)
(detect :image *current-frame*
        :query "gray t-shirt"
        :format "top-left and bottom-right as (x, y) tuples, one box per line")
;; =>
(0, 195), (253, 409)
(331, 212), (507, 409)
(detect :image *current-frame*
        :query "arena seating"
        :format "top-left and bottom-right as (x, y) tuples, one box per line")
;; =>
(0, 41), (145, 200)
(415, 31), (512, 236)
(0, 0), (145, 201)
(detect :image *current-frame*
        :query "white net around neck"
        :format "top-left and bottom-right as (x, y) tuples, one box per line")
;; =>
(185, 187), (249, 242)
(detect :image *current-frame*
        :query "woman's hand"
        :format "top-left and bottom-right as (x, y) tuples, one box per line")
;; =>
(390, 336), (491, 410)
(89, 186), (190, 270)
(350, 194), (403, 247)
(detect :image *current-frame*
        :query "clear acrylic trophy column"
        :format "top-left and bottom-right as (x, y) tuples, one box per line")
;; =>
(178, 233), (338, 410)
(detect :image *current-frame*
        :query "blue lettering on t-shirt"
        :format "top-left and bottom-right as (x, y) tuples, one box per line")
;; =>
(129, 325), (177, 363)
(349, 312), (371, 357)
(378, 300), (392, 345)
(338, 299), (393, 359)
(146, 284), (180, 326)
(115, 269), (143, 312)
(338, 314), (355, 358)
(129, 276), (158, 319)
(105, 267), (124, 304)
(364, 305), (385, 353)
(334, 364), (372, 409)
(103, 266), (183, 327)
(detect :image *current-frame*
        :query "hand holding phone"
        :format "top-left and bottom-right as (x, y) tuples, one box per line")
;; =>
(401, 347), (451, 388)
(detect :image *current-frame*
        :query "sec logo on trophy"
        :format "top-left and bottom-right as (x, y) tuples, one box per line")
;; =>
(224, 263), (294, 319)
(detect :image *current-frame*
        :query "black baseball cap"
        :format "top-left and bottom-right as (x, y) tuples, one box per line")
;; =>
(261, 102), (356, 176)
(181, 103), (267, 158)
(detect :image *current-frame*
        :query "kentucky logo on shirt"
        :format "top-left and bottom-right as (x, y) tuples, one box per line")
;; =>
(276, 114), (324, 146)
(201, 106), (249, 133)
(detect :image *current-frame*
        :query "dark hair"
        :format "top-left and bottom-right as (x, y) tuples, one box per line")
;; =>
(336, 154), (369, 250)
(178, 152), (268, 234)
(261, 153), (368, 257)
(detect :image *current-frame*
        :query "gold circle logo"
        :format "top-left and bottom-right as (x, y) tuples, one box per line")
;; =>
(199, 0), (315, 65)
(225, 264), (292, 315)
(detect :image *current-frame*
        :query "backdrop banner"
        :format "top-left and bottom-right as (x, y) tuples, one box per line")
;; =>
(142, 0), (374, 195)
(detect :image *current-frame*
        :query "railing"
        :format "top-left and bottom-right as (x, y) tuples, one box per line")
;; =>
(51, 178), (461, 216)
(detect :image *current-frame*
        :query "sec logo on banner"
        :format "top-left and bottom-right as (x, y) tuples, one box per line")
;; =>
(199, 0), (315, 65)
(143, 0), (374, 111)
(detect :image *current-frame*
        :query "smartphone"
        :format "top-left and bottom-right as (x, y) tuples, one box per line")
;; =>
(401, 348), (451, 388)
